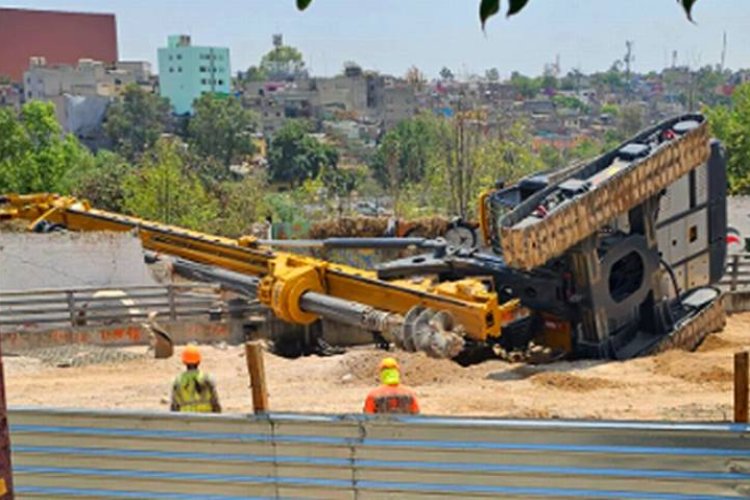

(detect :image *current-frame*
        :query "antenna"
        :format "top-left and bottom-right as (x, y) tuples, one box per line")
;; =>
(624, 41), (634, 78)
(720, 31), (727, 71)
(672, 50), (678, 68)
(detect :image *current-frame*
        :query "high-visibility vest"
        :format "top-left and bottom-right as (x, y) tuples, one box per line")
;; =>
(363, 384), (420, 414)
(172, 370), (215, 413)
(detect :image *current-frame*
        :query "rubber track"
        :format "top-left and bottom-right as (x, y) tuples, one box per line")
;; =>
(499, 120), (710, 270)
(646, 296), (727, 356)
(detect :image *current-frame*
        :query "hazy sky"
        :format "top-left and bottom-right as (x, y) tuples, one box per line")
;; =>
(5, 0), (750, 78)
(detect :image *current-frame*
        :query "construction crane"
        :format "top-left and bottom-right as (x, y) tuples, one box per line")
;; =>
(0, 114), (728, 363)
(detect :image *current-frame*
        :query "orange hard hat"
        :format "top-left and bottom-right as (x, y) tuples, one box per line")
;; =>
(379, 357), (399, 371)
(182, 344), (201, 365)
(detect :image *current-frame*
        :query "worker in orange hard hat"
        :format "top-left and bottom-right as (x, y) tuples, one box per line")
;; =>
(363, 357), (420, 415)
(170, 344), (221, 413)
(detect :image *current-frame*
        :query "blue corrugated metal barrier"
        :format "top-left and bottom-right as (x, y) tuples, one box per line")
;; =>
(7, 407), (750, 498)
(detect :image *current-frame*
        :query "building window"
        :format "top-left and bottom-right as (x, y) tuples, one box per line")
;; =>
(178, 67), (182, 72)
(200, 66), (207, 72)
(218, 80), (224, 85)
(169, 55), (173, 61)
(201, 79), (207, 85)
(169, 67), (174, 73)
(177, 54), (182, 60)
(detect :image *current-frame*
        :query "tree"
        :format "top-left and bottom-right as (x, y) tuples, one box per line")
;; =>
(485, 67), (500, 82)
(214, 170), (269, 237)
(105, 84), (171, 161)
(706, 83), (750, 194)
(122, 137), (219, 231)
(268, 120), (338, 188)
(260, 44), (305, 80)
(509, 72), (541, 99)
(188, 94), (257, 176)
(370, 113), (446, 188)
(244, 65), (268, 82)
(295, 0), (699, 27)
(65, 150), (132, 212)
(0, 101), (91, 194)
(440, 67), (455, 81)
(618, 104), (644, 137)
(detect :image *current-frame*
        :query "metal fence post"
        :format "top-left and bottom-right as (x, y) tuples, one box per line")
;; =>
(66, 290), (76, 327)
(168, 285), (177, 321)
(730, 254), (740, 292)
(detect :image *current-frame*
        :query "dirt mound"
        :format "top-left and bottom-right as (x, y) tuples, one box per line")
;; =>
(529, 372), (621, 392)
(696, 334), (736, 353)
(651, 351), (733, 385)
(336, 349), (470, 386)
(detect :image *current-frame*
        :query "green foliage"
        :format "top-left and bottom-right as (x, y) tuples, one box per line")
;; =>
(552, 94), (587, 112)
(600, 103), (620, 117)
(439, 67), (455, 81)
(105, 84), (171, 161)
(706, 83), (750, 194)
(244, 66), (268, 82)
(65, 150), (132, 212)
(485, 68), (500, 82)
(509, 72), (541, 99)
(188, 94), (257, 175)
(618, 104), (645, 137)
(568, 138), (601, 161)
(370, 113), (447, 188)
(268, 120), (338, 187)
(0, 101), (91, 194)
(320, 165), (364, 199)
(260, 45), (305, 79)
(214, 170), (269, 237)
(122, 138), (218, 230)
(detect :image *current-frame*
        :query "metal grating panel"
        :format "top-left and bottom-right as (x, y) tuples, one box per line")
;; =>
(7, 408), (750, 499)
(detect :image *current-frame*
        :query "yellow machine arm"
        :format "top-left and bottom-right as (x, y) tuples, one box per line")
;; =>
(1, 194), (520, 349)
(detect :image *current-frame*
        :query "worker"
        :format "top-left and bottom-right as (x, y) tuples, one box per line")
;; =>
(363, 357), (420, 415)
(170, 344), (221, 413)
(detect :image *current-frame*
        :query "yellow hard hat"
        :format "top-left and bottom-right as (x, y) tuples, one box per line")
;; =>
(379, 357), (399, 371)
(379, 357), (400, 386)
(182, 344), (201, 365)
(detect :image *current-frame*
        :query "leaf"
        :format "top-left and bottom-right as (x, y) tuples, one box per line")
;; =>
(680, 0), (698, 21)
(507, 0), (530, 17)
(296, 0), (313, 11)
(479, 0), (500, 29)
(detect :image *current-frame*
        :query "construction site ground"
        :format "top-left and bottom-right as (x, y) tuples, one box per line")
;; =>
(4, 312), (750, 421)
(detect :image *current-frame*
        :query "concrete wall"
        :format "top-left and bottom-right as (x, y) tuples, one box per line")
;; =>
(0, 232), (156, 292)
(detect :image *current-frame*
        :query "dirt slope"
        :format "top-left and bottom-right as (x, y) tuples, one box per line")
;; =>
(4, 313), (749, 421)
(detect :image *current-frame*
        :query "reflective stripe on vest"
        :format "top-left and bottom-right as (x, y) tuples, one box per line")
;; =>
(174, 370), (213, 413)
(373, 393), (415, 414)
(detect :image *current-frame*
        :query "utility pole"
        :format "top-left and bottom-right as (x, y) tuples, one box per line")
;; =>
(624, 41), (635, 99)
(720, 31), (727, 72)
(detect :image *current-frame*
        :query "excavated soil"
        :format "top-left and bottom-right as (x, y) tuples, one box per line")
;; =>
(4, 312), (750, 421)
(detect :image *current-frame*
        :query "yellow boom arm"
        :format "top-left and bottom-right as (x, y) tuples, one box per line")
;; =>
(1, 194), (519, 342)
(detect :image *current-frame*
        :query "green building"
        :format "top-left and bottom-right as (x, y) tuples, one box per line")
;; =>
(157, 35), (231, 115)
